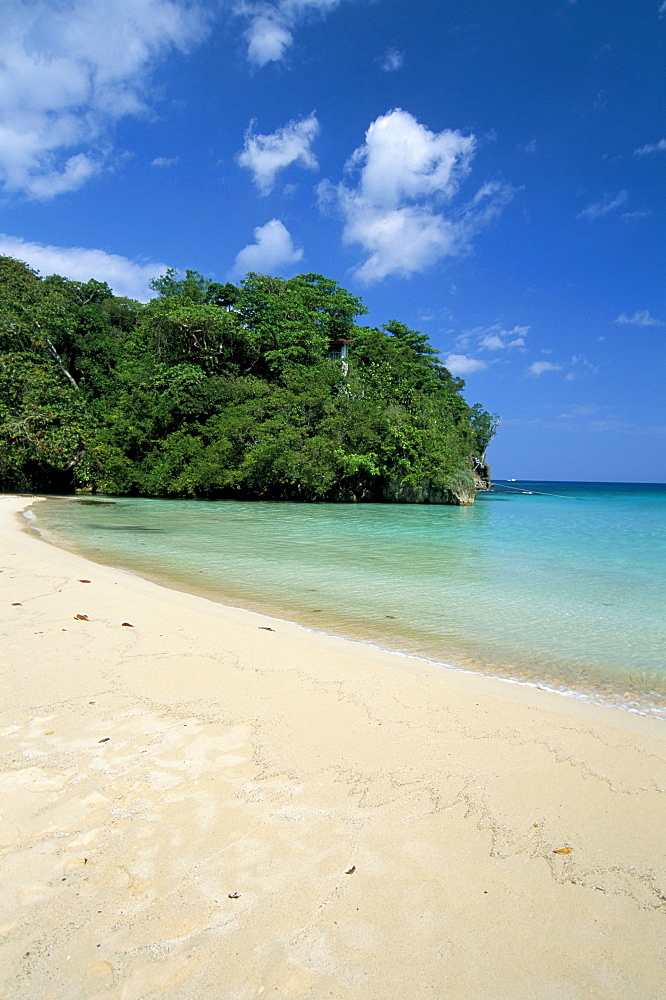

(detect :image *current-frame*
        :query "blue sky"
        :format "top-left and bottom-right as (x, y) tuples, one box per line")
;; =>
(1, 0), (664, 482)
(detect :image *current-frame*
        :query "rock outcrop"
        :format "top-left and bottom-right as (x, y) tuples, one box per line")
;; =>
(381, 456), (491, 506)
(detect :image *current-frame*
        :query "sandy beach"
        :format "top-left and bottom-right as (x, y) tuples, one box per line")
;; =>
(1, 495), (665, 1000)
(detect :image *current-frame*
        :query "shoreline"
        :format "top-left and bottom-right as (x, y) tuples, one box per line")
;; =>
(1, 494), (665, 999)
(26, 493), (666, 723)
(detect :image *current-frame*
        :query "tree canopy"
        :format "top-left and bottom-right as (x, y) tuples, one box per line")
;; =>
(0, 257), (498, 503)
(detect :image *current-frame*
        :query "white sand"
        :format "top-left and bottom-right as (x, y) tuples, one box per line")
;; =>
(1, 495), (665, 1000)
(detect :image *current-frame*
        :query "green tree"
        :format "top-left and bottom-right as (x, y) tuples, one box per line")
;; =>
(0, 254), (498, 503)
(237, 272), (367, 374)
(0, 353), (90, 491)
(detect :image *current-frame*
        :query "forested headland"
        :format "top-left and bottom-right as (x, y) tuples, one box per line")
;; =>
(0, 256), (497, 504)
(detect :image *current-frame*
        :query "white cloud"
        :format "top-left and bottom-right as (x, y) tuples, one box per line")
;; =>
(528, 361), (562, 376)
(0, 0), (210, 199)
(381, 47), (404, 71)
(346, 110), (475, 205)
(578, 190), (628, 220)
(633, 138), (666, 155)
(238, 114), (319, 194)
(615, 310), (664, 327)
(320, 108), (513, 283)
(338, 204), (459, 283)
(231, 218), (303, 277)
(0, 234), (167, 300)
(621, 209), (652, 220)
(243, 13), (293, 64)
(443, 322), (526, 377)
(238, 0), (343, 67)
(472, 323), (528, 351)
(660, 1), (666, 17)
(558, 405), (600, 420)
(565, 354), (599, 381)
(151, 156), (180, 168)
(443, 354), (488, 376)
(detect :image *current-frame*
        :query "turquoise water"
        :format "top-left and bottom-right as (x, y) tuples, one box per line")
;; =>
(30, 482), (666, 718)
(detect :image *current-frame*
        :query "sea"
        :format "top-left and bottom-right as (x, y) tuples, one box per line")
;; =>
(28, 481), (666, 720)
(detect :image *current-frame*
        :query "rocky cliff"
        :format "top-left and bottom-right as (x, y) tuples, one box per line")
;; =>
(381, 456), (491, 506)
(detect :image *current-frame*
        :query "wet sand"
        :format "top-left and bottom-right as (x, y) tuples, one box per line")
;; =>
(1, 495), (665, 999)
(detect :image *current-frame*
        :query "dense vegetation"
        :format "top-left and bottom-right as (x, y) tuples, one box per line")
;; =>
(0, 256), (497, 503)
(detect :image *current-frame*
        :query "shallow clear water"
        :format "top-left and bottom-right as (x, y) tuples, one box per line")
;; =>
(31, 482), (666, 718)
